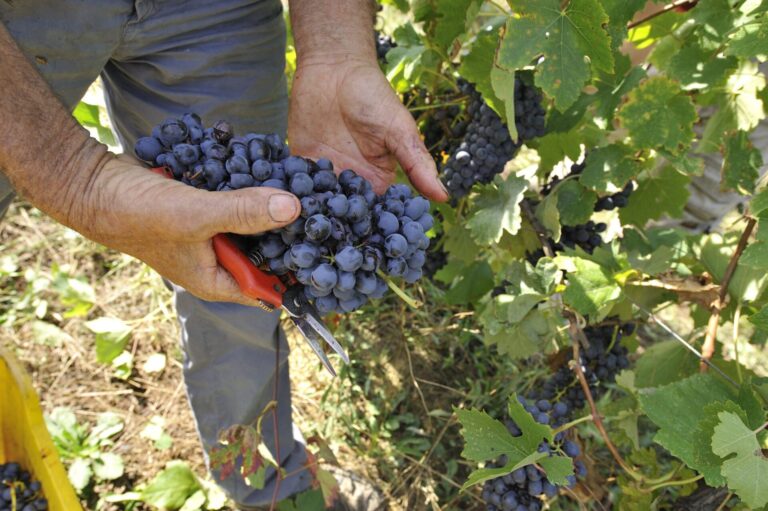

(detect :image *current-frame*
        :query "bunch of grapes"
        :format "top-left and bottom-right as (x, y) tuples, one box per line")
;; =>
(530, 158), (636, 261)
(0, 462), (47, 511)
(527, 322), (633, 412)
(134, 115), (434, 315)
(481, 397), (587, 511)
(441, 80), (546, 198)
(421, 103), (466, 161)
(374, 31), (397, 63)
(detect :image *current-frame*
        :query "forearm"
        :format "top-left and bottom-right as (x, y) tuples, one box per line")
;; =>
(289, 0), (377, 65)
(0, 21), (112, 228)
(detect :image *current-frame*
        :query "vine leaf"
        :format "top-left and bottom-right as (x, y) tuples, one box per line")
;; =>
(466, 176), (527, 244)
(459, 23), (507, 120)
(579, 144), (643, 193)
(433, 0), (482, 52)
(691, 401), (749, 487)
(751, 188), (768, 216)
(723, 130), (763, 195)
(538, 456), (574, 486)
(711, 411), (768, 509)
(725, 5), (768, 58)
(444, 261), (495, 305)
(497, 0), (613, 111)
(638, 373), (735, 474)
(634, 341), (698, 389)
(456, 394), (572, 489)
(749, 305), (768, 332)
(619, 165), (690, 226)
(555, 180), (597, 226)
(740, 241), (768, 270)
(617, 76), (697, 154)
(557, 256), (621, 321)
(491, 65), (518, 142)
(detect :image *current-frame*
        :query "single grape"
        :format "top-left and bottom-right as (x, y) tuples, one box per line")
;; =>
(290, 173), (315, 197)
(305, 214), (332, 242)
(327, 194), (349, 217)
(225, 154), (250, 174)
(283, 156), (309, 178)
(290, 243), (319, 268)
(335, 246), (363, 272)
(230, 173), (255, 189)
(311, 263), (338, 291)
(385, 233), (408, 258)
(134, 136), (164, 162)
(376, 211), (399, 236)
(251, 159), (272, 180)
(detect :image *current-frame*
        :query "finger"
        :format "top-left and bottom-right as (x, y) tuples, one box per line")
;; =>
(199, 186), (300, 236)
(176, 246), (277, 307)
(385, 110), (449, 202)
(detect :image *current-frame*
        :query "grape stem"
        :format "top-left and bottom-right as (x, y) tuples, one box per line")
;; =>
(626, 0), (700, 29)
(567, 312), (643, 482)
(551, 414), (593, 435)
(377, 270), (423, 308)
(701, 215), (756, 372)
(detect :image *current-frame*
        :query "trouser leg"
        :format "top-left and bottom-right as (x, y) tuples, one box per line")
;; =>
(100, 0), (310, 506)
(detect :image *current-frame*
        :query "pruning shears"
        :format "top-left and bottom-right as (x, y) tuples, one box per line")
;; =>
(150, 166), (349, 376)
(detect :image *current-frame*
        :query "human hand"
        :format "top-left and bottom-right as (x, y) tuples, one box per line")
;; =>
(69, 154), (300, 305)
(288, 60), (449, 202)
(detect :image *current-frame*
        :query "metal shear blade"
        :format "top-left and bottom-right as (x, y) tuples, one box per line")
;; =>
(281, 287), (349, 375)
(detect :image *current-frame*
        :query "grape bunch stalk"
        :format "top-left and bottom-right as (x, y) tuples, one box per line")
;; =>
(0, 462), (48, 511)
(441, 79), (546, 198)
(135, 115), (434, 315)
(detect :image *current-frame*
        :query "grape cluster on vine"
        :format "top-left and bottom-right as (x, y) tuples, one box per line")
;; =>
(480, 321), (633, 510)
(1, 462), (47, 511)
(529, 158), (636, 260)
(374, 31), (397, 63)
(135, 115), (433, 315)
(441, 80), (546, 198)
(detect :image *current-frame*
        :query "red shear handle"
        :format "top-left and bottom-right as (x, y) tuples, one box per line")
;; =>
(212, 234), (286, 307)
(149, 167), (286, 307)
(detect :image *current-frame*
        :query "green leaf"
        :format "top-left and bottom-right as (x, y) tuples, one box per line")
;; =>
(634, 340), (698, 388)
(555, 180), (597, 226)
(491, 66), (518, 142)
(142, 461), (201, 510)
(667, 45), (738, 91)
(593, 54), (647, 126)
(31, 320), (71, 347)
(752, 189), (768, 216)
(496, 0), (613, 110)
(711, 411), (768, 508)
(723, 130), (763, 195)
(179, 490), (207, 511)
(88, 412), (124, 446)
(737, 383), (767, 430)
(535, 130), (583, 176)
(459, 22), (507, 120)
(535, 194), (561, 242)
(619, 165), (690, 226)
(726, 10), (768, 58)
(638, 373), (735, 472)
(93, 452), (124, 481)
(579, 144), (643, 193)
(700, 232), (768, 303)
(741, 242), (768, 270)
(488, 308), (562, 359)
(750, 305), (768, 332)
(538, 455), (574, 486)
(433, 0), (482, 52)
(692, 401), (749, 487)
(73, 102), (116, 146)
(618, 76), (697, 154)
(466, 176), (527, 245)
(68, 457), (92, 492)
(557, 256), (621, 321)
(444, 261), (495, 305)
(85, 317), (133, 364)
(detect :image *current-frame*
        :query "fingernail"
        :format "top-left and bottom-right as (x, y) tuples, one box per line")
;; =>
(268, 193), (298, 222)
(437, 177), (449, 197)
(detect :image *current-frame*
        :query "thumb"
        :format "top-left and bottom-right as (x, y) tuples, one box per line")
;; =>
(386, 109), (449, 202)
(200, 187), (300, 236)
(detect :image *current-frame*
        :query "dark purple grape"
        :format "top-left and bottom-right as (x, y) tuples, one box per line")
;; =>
(134, 136), (164, 162)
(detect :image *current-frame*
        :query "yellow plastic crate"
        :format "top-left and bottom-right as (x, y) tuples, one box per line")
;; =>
(0, 346), (82, 511)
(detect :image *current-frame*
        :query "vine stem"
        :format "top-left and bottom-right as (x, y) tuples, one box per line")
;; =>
(701, 216), (757, 371)
(269, 332), (283, 511)
(567, 314), (642, 481)
(521, 199), (555, 258)
(626, 0), (700, 29)
(640, 474), (703, 493)
(377, 269), (423, 308)
(551, 414), (593, 435)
